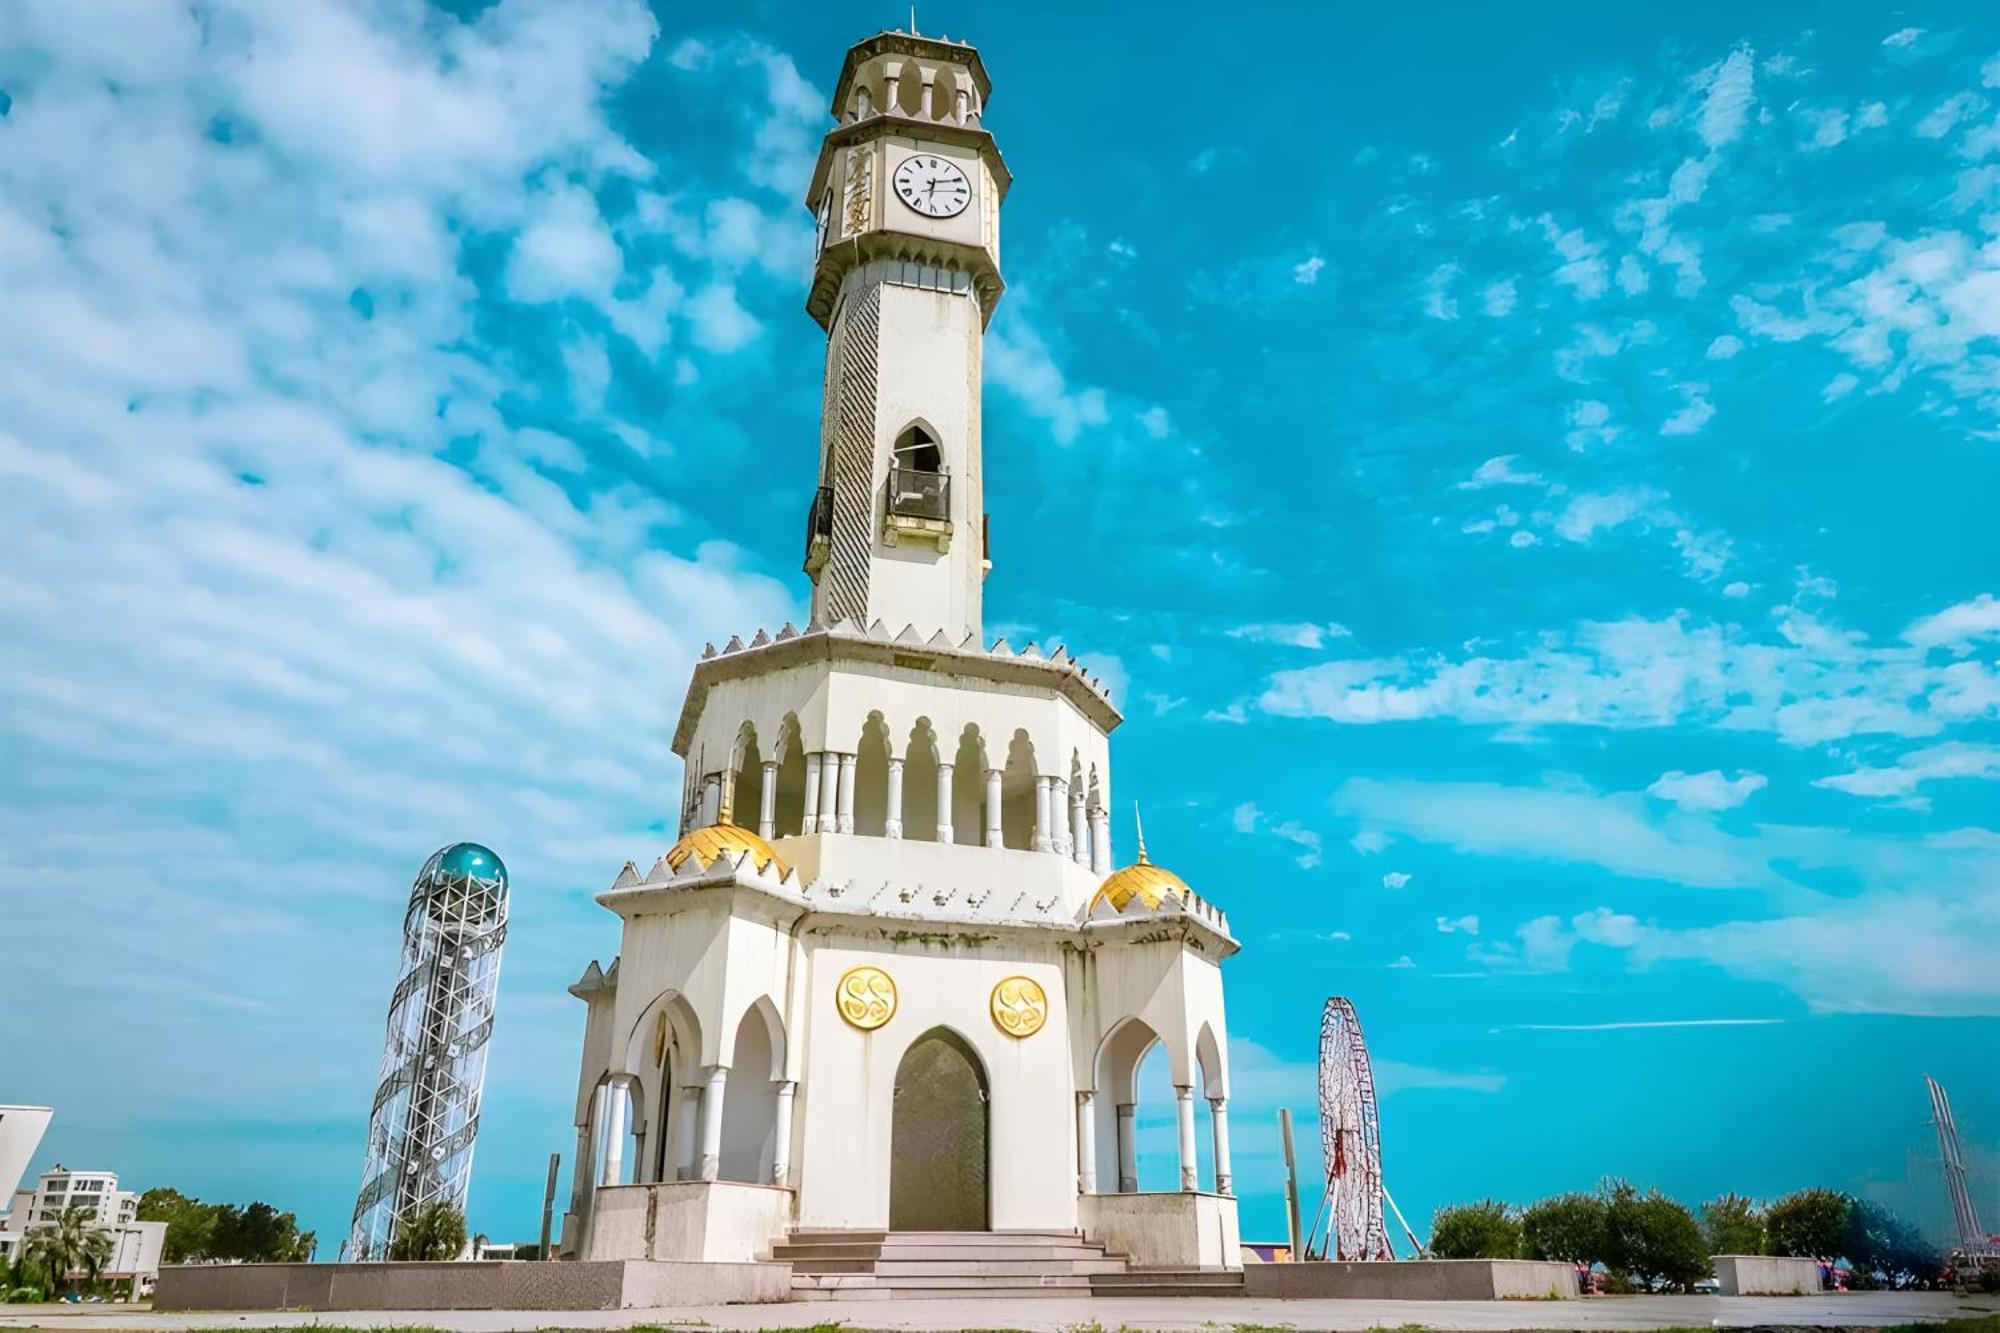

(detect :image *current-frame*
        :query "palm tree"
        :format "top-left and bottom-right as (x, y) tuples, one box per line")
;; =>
(24, 1206), (114, 1298)
(388, 1203), (465, 1262)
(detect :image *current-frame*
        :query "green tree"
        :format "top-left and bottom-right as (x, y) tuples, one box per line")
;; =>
(1599, 1180), (1709, 1291)
(23, 1206), (114, 1298)
(1765, 1188), (1850, 1259)
(1428, 1199), (1521, 1259)
(1701, 1192), (1766, 1256)
(136, 1187), (215, 1264)
(1842, 1198), (1938, 1288)
(210, 1200), (304, 1262)
(1520, 1192), (1609, 1264)
(389, 1204), (466, 1262)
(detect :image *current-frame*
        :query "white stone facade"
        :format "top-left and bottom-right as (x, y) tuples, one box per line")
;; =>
(563, 30), (1240, 1272)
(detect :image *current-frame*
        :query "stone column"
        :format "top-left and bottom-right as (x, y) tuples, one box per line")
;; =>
(1089, 806), (1111, 874)
(801, 753), (822, 834)
(700, 775), (721, 827)
(835, 752), (857, 833)
(1116, 1102), (1138, 1193)
(1175, 1085), (1199, 1192)
(757, 761), (778, 839)
(1032, 776), (1053, 852)
(698, 1067), (729, 1181)
(884, 759), (904, 838)
(1209, 1097), (1233, 1196)
(1051, 777), (1071, 855)
(1075, 1091), (1097, 1194)
(919, 70), (935, 120)
(602, 1079), (628, 1187)
(819, 752), (842, 835)
(771, 1080), (797, 1187)
(983, 768), (1003, 848)
(675, 1085), (701, 1181)
(935, 762), (954, 843)
(1071, 788), (1090, 867)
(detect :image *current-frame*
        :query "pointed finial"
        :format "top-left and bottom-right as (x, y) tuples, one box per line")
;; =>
(1134, 801), (1149, 865)
(910, 5), (918, 35)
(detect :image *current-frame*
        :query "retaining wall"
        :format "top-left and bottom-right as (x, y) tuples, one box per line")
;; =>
(1714, 1253), (1822, 1295)
(152, 1258), (790, 1311)
(1244, 1257), (1579, 1300)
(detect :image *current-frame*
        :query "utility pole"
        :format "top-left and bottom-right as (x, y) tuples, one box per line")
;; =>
(1280, 1107), (1303, 1261)
(538, 1152), (560, 1260)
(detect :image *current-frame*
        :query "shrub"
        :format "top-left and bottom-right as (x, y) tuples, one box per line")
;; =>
(1429, 1199), (1521, 1259)
(1602, 1180), (1709, 1291)
(1520, 1192), (1609, 1265)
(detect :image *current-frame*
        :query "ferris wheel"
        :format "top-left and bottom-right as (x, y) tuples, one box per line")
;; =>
(1310, 996), (1423, 1261)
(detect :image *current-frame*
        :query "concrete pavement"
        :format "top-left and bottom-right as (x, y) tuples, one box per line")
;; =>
(0, 1290), (1988, 1331)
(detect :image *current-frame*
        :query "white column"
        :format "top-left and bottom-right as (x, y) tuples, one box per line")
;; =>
(885, 759), (905, 838)
(801, 753), (823, 834)
(1075, 1091), (1097, 1194)
(771, 1080), (797, 1187)
(1116, 1102), (1138, 1193)
(700, 775), (721, 827)
(935, 762), (955, 843)
(984, 768), (1003, 848)
(1051, 777), (1071, 855)
(818, 752), (841, 835)
(1071, 789), (1090, 867)
(675, 1085), (701, 1181)
(1175, 1085), (1199, 1192)
(1209, 1097), (1233, 1196)
(1089, 806), (1111, 874)
(698, 1067), (729, 1181)
(1032, 775), (1053, 852)
(758, 761), (778, 839)
(602, 1079), (629, 1186)
(835, 752), (857, 834)
(919, 72), (935, 120)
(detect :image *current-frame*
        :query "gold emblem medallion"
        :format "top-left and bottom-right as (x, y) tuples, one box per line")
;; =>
(836, 965), (897, 1031)
(990, 974), (1048, 1038)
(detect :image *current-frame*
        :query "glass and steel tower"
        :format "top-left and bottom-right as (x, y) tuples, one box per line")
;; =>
(348, 843), (508, 1259)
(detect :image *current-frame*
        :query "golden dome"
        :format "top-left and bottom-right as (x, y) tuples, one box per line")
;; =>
(1087, 809), (1190, 914)
(666, 823), (789, 878)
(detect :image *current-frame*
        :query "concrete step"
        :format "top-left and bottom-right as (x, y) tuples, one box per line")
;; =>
(1090, 1268), (1247, 1298)
(874, 1258), (1128, 1277)
(777, 1240), (1111, 1263)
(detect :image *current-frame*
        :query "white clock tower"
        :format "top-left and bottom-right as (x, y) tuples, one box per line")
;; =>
(802, 33), (1007, 644)
(561, 31), (1244, 1298)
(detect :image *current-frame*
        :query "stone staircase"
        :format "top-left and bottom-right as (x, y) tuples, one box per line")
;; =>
(778, 1229), (1244, 1301)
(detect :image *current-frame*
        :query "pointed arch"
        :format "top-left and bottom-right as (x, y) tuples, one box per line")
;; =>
(728, 722), (763, 829)
(901, 718), (941, 843)
(1000, 728), (1037, 850)
(771, 713), (807, 837)
(855, 711), (892, 837)
(719, 997), (787, 1184)
(890, 1026), (989, 1230)
(950, 724), (986, 847)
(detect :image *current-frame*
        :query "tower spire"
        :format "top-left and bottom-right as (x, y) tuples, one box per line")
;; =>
(1134, 802), (1149, 865)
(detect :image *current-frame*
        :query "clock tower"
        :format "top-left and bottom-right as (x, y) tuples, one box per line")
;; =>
(802, 32), (1007, 645)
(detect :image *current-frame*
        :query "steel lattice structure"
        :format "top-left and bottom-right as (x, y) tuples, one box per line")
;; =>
(1318, 996), (1392, 1261)
(1928, 1074), (2000, 1262)
(348, 843), (509, 1260)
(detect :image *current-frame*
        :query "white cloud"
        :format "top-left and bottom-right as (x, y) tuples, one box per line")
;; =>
(1616, 254), (1650, 296)
(1260, 598), (1998, 746)
(1705, 335), (1741, 361)
(1293, 255), (1325, 285)
(1458, 455), (1543, 490)
(1917, 91), (1987, 139)
(1232, 802), (1262, 834)
(1508, 529), (1540, 549)
(1203, 702), (1249, 725)
(1723, 581), (1750, 598)
(1814, 742), (2000, 799)
(1538, 215), (1608, 299)
(1387, 955), (1417, 970)
(1382, 871), (1412, 890)
(1234, 800), (1323, 868)
(1906, 593), (2000, 649)
(1424, 262), (1462, 320)
(1556, 487), (1656, 541)
(1227, 621), (1351, 649)
(1352, 828), (1391, 855)
(986, 307), (1111, 444)
(1646, 769), (1767, 811)
(1881, 28), (1923, 48)
(1823, 372), (1860, 402)
(1436, 914), (1480, 935)
(1139, 405), (1172, 439)
(1482, 278), (1518, 316)
(1661, 382), (1716, 435)
(1696, 46), (1757, 150)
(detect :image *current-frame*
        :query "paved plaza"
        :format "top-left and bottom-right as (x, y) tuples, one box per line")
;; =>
(0, 1291), (1987, 1332)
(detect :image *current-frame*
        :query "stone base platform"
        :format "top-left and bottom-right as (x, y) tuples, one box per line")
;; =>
(1714, 1253), (1823, 1295)
(151, 1259), (791, 1312)
(1242, 1257), (1578, 1300)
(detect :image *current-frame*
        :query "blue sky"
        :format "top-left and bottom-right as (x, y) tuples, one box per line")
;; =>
(2, 0), (1997, 1254)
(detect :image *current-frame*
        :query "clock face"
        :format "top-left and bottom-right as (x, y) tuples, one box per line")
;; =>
(893, 155), (971, 219)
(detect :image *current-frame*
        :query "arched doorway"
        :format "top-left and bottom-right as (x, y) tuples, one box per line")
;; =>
(889, 1027), (989, 1230)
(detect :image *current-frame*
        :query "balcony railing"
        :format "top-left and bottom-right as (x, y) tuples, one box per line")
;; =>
(886, 467), (949, 522)
(803, 485), (832, 573)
